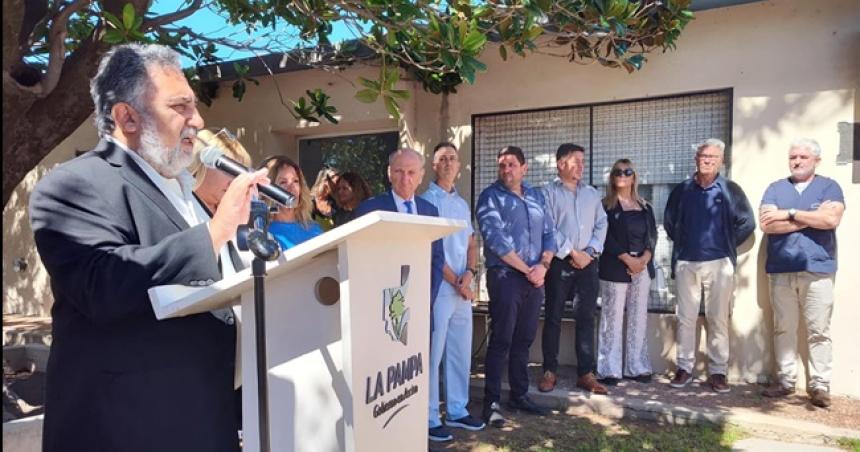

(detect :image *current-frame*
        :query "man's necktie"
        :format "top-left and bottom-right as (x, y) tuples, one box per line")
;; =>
(404, 200), (414, 214)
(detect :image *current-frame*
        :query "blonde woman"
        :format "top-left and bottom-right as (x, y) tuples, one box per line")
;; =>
(310, 167), (341, 231)
(262, 156), (323, 250)
(190, 128), (253, 213)
(596, 159), (657, 386)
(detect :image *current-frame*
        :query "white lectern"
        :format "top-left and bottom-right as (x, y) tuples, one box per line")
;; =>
(149, 211), (464, 452)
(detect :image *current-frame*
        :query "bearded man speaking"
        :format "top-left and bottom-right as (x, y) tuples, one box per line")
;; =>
(29, 44), (268, 452)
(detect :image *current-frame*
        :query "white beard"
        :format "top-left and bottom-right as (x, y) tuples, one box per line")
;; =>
(137, 119), (197, 179)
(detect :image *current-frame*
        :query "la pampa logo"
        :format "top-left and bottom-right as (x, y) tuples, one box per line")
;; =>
(382, 265), (410, 345)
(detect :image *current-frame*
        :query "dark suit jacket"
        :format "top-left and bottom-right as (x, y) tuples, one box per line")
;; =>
(354, 191), (445, 315)
(29, 140), (239, 452)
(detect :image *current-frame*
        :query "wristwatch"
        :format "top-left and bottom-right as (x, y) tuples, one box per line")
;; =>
(465, 267), (478, 276)
(788, 208), (797, 221)
(584, 247), (601, 258)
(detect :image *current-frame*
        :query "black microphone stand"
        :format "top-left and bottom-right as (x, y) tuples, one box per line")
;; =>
(237, 199), (280, 452)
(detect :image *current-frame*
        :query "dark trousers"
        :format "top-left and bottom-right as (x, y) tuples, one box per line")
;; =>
(542, 257), (599, 376)
(483, 267), (543, 404)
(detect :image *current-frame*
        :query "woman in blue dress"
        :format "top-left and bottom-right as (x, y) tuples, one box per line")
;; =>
(262, 155), (323, 250)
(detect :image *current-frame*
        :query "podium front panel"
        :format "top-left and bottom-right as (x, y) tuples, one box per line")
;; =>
(241, 250), (346, 452)
(339, 235), (431, 452)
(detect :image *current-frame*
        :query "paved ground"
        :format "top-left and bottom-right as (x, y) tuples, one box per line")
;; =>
(471, 363), (860, 431)
(732, 438), (843, 451)
(456, 363), (860, 451)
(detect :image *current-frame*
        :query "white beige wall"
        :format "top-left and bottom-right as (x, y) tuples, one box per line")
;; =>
(454, 0), (858, 396)
(4, 0), (858, 395)
(210, 0), (860, 396)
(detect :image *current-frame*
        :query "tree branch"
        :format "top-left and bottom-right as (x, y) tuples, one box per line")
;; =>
(143, 0), (203, 30)
(36, 0), (91, 96)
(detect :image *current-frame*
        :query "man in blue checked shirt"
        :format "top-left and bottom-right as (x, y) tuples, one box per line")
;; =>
(476, 146), (556, 428)
(421, 142), (485, 442)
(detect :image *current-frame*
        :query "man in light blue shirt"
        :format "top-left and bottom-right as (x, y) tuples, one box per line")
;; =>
(421, 142), (485, 442)
(476, 146), (556, 428)
(539, 143), (608, 395)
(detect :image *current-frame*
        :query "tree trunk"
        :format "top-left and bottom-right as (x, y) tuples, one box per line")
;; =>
(2, 37), (107, 208)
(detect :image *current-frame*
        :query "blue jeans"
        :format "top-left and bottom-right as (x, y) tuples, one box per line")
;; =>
(428, 293), (474, 427)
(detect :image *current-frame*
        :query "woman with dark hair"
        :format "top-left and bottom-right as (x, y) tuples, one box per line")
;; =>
(332, 171), (373, 226)
(262, 156), (323, 250)
(596, 159), (657, 386)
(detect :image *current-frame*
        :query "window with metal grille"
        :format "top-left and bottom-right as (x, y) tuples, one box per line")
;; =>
(471, 89), (732, 314)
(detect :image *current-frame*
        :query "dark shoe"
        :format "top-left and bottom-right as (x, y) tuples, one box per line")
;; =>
(509, 395), (551, 416)
(709, 374), (730, 393)
(428, 425), (453, 442)
(669, 369), (692, 388)
(810, 388), (831, 408)
(761, 385), (795, 398)
(538, 370), (557, 392)
(446, 414), (486, 431)
(576, 372), (608, 395)
(482, 401), (506, 428)
(629, 374), (652, 384)
(598, 377), (620, 386)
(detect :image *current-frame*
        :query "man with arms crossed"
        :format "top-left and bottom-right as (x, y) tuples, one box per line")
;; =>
(759, 138), (844, 408)
(421, 142), (486, 442)
(477, 146), (556, 428)
(29, 44), (268, 451)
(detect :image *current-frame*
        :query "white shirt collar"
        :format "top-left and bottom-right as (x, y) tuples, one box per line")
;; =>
(391, 190), (416, 214)
(106, 136), (201, 226)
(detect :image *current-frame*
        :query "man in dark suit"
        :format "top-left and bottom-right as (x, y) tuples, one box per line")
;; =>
(354, 148), (445, 317)
(29, 44), (268, 452)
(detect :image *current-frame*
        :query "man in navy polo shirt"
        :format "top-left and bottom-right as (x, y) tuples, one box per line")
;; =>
(759, 138), (845, 408)
(664, 138), (755, 394)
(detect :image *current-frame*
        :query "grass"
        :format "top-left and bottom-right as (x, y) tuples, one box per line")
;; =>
(436, 407), (749, 451)
(837, 437), (860, 452)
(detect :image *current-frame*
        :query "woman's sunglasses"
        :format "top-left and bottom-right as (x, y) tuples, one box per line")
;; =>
(612, 168), (635, 177)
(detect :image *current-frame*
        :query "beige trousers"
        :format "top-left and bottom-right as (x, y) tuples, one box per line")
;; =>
(675, 258), (735, 376)
(769, 272), (834, 391)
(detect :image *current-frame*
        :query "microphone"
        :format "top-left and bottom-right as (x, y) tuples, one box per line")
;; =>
(200, 146), (297, 208)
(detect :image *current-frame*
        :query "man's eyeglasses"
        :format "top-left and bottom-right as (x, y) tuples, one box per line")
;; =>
(611, 168), (635, 177)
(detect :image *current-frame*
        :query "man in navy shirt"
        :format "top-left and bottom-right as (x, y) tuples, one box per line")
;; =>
(664, 138), (755, 394)
(759, 138), (845, 408)
(476, 146), (556, 427)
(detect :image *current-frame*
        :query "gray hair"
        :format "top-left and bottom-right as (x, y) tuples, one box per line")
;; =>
(694, 138), (726, 155)
(789, 138), (822, 157)
(388, 148), (426, 166)
(90, 44), (183, 137)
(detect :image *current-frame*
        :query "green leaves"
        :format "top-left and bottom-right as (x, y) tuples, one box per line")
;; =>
(102, 4), (147, 45)
(287, 89), (339, 124)
(86, 0), (693, 129)
(229, 63), (258, 101)
(462, 30), (487, 54)
(355, 64), (412, 120)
